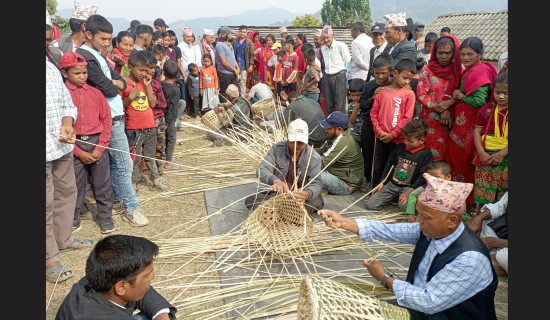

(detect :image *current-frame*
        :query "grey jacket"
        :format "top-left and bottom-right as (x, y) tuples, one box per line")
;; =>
(258, 141), (323, 200)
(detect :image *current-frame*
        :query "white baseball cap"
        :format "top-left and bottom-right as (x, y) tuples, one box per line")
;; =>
(287, 118), (309, 144)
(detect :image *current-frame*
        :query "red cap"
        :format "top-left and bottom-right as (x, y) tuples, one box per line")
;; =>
(59, 52), (88, 69)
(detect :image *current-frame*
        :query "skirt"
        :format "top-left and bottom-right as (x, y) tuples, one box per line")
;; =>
(202, 88), (219, 111)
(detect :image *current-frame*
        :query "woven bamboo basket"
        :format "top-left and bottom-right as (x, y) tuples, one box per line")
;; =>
(298, 275), (411, 320)
(251, 98), (276, 120)
(201, 109), (222, 131)
(245, 193), (313, 256)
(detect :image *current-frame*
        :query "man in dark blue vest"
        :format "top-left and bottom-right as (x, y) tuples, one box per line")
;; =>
(318, 173), (498, 320)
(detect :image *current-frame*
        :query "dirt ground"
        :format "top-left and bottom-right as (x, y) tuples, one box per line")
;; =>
(45, 117), (508, 319)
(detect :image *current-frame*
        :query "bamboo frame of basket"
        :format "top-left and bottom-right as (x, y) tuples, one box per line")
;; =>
(201, 109), (223, 131)
(251, 98), (276, 120)
(245, 192), (313, 257)
(297, 275), (411, 320)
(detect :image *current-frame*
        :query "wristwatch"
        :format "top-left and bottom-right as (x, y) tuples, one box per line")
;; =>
(380, 272), (394, 289)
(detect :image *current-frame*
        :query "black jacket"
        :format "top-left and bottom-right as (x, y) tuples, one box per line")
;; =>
(75, 47), (127, 98)
(55, 277), (177, 320)
(383, 38), (418, 68)
(283, 96), (328, 148)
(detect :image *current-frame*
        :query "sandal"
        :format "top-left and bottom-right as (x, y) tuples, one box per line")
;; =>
(62, 238), (96, 251)
(46, 263), (74, 283)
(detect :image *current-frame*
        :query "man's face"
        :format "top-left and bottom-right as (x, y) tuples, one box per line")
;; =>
(61, 66), (88, 87)
(350, 28), (359, 39)
(154, 25), (165, 33)
(184, 34), (194, 44)
(384, 27), (402, 46)
(239, 28), (247, 39)
(324, 127), (339, 139)
(87, 30), (112, 53)
(322, 34), (333, 47)
(280, 32), (287, 39)
(46, 30), (54, 48)
(415, 201), (455, 239)
(204, 34), (214, 44)
(287, 140), (306, 156)
(371, 32), (385, 48)
(313, 35), (323, 48)
(121, 262), (155, 302)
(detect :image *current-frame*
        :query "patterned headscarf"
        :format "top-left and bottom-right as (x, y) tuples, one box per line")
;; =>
(418, 173), (473, 215)
(71, 1), (98, 20)
(383, 11), (407, 28)
(183, 27), (193, 36)
(321, 25), (333, 36)
(226, 84), (239, 99)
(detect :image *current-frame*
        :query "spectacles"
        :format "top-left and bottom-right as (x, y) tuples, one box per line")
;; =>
(134, 96), (146, 101)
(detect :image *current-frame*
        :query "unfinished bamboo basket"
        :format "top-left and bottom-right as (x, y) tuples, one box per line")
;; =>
(201, 109), (222, 131)
(297, 275), (411, 320)
(251, 98), (276, 120)
(245, 193), (313, 256)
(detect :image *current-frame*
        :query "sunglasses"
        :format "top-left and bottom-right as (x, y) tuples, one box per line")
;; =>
(134, 96), (146, 101)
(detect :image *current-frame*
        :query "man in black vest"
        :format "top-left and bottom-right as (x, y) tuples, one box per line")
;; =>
(318, 173), (498, 320)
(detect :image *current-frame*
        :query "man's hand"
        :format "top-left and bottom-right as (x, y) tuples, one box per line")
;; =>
(317, 209), (346, 229)
(363, 258), (386, 282)
(467, 209), (491, 236)
(272, 179), (289, 194)
(407, 214), (416, 223)
(59, 117), (76, 144)
(214, 106), (225, 114)
(371, 184), (383, 194)
(292, 190), (309, 203)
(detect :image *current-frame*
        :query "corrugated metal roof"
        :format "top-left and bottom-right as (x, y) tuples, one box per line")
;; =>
(425, 9), (508, 61)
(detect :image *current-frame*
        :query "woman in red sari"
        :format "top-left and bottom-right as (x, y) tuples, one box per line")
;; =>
(444, 36), (497, 209)
(416, 35), (462, 160)
(255, 34), (276, 91)
(247, 30), (261, 89)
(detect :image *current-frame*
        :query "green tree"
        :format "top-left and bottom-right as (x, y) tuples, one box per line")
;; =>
(46, 0), (70, 35)
(321, 0), (372, 27)
(46, 0), (57, 16)
(292, 14), (322, 27)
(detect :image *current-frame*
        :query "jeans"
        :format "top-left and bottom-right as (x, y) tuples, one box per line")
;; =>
(250, 96), (259, 104)
(133, 312), (152, 320)
(108, 119), (140, 211)
(304, 93), (320, 102)
(321, 170), (352, 195)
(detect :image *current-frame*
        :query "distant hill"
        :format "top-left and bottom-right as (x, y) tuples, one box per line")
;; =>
(55, 0), (507, 42)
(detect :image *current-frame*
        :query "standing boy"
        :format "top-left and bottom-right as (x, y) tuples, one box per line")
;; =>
(370, 58), (416, 188)
(365, 118), (433, 211)
(75, 14), (148, 228)
(281, 38), (300, 95)
(161, 60), (184, 170)
(301, 48), (322, 102)
(347, 78), (366, 145)
(59, 51), (116, 234)
(187, 63), (201, 118)
(120, 51), (169, 197)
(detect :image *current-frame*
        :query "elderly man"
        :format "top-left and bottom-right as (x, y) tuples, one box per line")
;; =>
(366, 22), (388, 82)
(200, 28), (217, 67)
(245, 118), (324, 214)
(349, 22), (374, 82)
(319, 174), (498, 320)
(215, 26), (240, 102)
(233, 25), (255, 99)
(320, 25), (350, 115)
(315, 111), (364, 195)
(50, 1), (98, 54)
(382, 12), (417, 68)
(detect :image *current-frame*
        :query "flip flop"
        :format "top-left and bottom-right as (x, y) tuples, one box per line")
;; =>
(46, 263), (74, 283)
(62, 238), (96, 251)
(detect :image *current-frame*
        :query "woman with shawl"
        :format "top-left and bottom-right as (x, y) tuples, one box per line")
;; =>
(255, 34), (276, 91)
(445, 36), (497, 209)
(416, 35), (463, 160)
(247, 30), (261, 89)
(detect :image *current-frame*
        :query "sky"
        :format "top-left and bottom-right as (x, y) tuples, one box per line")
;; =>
(55, 0), (325, 22)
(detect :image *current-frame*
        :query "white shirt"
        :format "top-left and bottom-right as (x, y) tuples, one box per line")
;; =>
(178, 41), (202, 75)
(267, 55), (279, 81)
(249, 82), (273, 100)
(322, 39), (351, 75)
(373, 41), (388, 62)
(349, 33), (374, 79)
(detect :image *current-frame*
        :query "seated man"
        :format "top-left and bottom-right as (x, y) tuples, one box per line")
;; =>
(207, 84), (253, 146)
(244, 118), (324, 214)
(55, 234), (177, 320)
(315, 111), (364, 195)
(246, 73), (273, 104)
(281, 91), (328, 148)
(467, 191), (508, 276)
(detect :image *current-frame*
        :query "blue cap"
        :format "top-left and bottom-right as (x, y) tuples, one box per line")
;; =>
(319, 111), (349, 129)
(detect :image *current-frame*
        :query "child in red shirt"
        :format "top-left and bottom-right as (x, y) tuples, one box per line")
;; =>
(120, 51), (168, 192)
(370, 58), (417, 187)
(281, 38), (299, 95)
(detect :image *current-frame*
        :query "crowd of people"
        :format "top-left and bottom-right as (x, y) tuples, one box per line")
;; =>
(46, 2), (508, 319)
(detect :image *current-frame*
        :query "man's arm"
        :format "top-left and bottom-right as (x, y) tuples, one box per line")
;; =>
(135, 286), (177, 320)
(80, 54), (124, 98)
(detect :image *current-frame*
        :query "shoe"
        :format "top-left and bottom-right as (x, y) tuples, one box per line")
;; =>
(72, 221), (82, 232)
(61, 238), (95, 251)
(99, 218), (116, 234)
(46, 263), (74, 283)
(122, 209), (149, 227)
(321, 189), (329, 196)
(151, 176), (169, 191)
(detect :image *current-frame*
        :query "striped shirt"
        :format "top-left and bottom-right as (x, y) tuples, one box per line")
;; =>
(355, 219), (493, 314)
(46, 58), (77, 162)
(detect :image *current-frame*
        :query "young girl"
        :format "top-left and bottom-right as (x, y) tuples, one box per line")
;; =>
(472, 71), (508, 211)
(200, 54), (220, 113)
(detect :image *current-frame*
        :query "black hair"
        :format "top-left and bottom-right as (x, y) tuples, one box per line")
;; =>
(259, 37), (266, 46)
(435, 36), (454, 51)
(495, 71), (508, 85)
(188, 63), (198, 71)
(238, 25), (247, 31)
(440, 26), (451, 33)
(285, 38), (295, 47)
(135, 24), (154, 38)
(372, 52), (393, 69)
(460, 36), (484, 54)
(128, 51), (149, 67)
(401, 118), (428, 139)
(167, 30), (178, 45)
(46, 24), (54, 31)
(349, 78), (366, 92)
(296, 33), (307, 43)
(85, 14), (113, 35)
(130, 19), (141, 28)
(113, 30), (135, 49)
(68, 18), (85, 33)
(161, 31), (170, 39)
(152, 31), (162, 43)
(393, 58), (416, 74)
(152, 44), (166, 56)
(251, 73), (261, 82)
(85, 235), (159, 293)
(288, 91), (301, 100)
(427, 159), (451, 175)
(351, 22), (365, 33)
(202, 53), (212, 62)
(303, 49), (316, 63)
(163, 60), (179, 79)
(153, 65), (163, 79)
(276, 50), (286, 57)
(266, 34), (276, 43)
(415, 57), (427, 73)
(425, 32), (438, 43)
(301, 42), (314, 53)
(139, 50), (157, 66)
